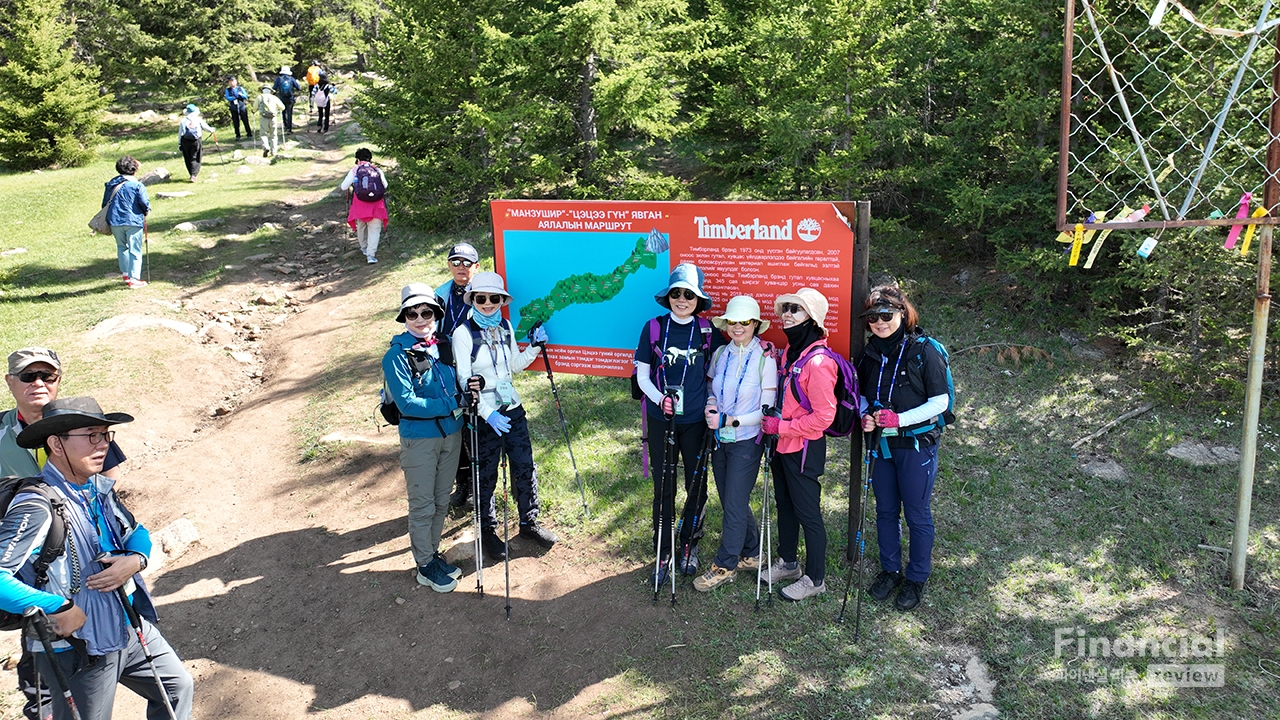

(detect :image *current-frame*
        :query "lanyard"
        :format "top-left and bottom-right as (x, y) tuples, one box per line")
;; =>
(483, 326), (511, 380)
(445, 289), (467, 333)
(716, 344), (756, 416)
(65, 480), (124, 551)
(660, 315), (696, 389)
(875, 341), (908, 409)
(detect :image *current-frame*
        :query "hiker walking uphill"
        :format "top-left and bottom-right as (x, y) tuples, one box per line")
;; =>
(451, 272), (557, 561)
(313, 74), (337, 133)
(177, 105), (214, 182)
(272, 66), (302, 133)
(761, 288), (838, 602)
(256, 85), (285, 158)
(0, 397), (194, 720)
(434, 243), (481, 511)
(339, 148), (389, 264)
(634, 263), (726, 585)
(100, 156), (151, 289)
(381, 285), (466, 593)
(223, 77), (251, 141)
(857, 284), (953, 612)
(305, 60), (323, 111)
(693, 295), (777, 593)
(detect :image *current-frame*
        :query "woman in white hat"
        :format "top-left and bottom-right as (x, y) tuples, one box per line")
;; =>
(452, 272), (554, 561)
(177, 104), (215, 182)
(382, 285), (466, 592)
(692, 296), (778, 592)
(634, 262), (726, 582)
(760, 288), (839, 601)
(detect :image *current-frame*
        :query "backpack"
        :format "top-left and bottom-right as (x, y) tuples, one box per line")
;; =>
(353, 163), (386, 202)
(314, 88), (329, 108)
(467, 318), (515, 364)
(258, 96), (277, 119)
(378, 346), (447, 433)
(179, 117), (201, 140)
(629, 316), (713, 400)
(786, 345), (861, 437)
(0, 476), (69, 631)
(901, 334), (956, 437)
(305, 67), (321, 85)
(274, 76), (296, 99)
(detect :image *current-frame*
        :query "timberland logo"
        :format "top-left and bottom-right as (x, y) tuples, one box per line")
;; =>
(693, 216), (792, 241)
(797, 218), (822, 242)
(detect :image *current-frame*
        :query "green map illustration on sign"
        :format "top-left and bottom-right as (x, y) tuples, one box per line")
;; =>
(513, 229), (669, 336)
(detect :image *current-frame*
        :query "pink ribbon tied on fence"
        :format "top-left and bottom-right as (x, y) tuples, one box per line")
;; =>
(1224, 192), (1251, 250)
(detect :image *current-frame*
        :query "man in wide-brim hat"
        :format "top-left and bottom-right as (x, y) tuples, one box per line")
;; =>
(1, 397), (194, 719)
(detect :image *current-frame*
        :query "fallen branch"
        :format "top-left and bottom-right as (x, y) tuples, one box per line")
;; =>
(1197, 544), (1231, 555)
(1070, 403), (1155, 449)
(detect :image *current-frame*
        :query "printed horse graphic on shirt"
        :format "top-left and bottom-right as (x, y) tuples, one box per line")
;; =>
(664, 345), (703, 366)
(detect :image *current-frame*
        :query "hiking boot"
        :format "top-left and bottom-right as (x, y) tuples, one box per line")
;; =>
(366, 256), (378, 264)
(779, 575), (826, 602)
(432, 552), (462, 580)
(678, 549), (699, 576)
(737, 555), (760, 572)
(763, 557), (802, 583)
(416, 561), (457, 593)
(518, 523), (557, 548)
(895, 579), (926, 611)
(481, 531), (507, 561)
(868, 570), (903, 602)
(693, 564), (735, 592)
(650, 561), (670, 588)
(449, 487), (472, 509)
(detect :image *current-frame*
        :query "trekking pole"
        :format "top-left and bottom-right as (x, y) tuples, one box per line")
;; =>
(23, 608), (84, 720)
(143, 218), (150, 284)
(107, 579), (180, 719)
(755, 427), (775, 611)
(210, 130), (225, 165)
(500, 446), (512, 620)
(838, 429), (881, 636)
(528, 322), (589, 517)
(676, 428), (715, 575)
(469, 404), (484, 596)
(654, 393), (677, 604)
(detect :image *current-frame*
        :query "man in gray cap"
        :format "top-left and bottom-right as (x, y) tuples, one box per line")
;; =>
(0, 397), (193, 720)
(434, 242), (480, 511)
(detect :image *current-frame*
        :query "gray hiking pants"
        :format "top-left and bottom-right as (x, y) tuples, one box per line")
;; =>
(400, 432), (463, 566)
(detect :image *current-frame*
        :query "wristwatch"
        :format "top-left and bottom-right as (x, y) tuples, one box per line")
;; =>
(131, 552), (148, 571)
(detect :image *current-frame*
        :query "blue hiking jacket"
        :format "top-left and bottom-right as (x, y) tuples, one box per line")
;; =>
(102, 175), (150, 228)
(382, 332), (463, 439)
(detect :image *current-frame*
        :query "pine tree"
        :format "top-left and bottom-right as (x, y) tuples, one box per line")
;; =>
(0, 0), (110, 169)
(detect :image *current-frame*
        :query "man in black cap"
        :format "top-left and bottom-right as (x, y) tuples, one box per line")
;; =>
(434, 242), (480, 511)
(0, 397), (193, 720)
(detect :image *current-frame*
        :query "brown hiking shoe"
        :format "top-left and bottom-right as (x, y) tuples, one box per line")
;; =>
(693, 564), (735, 592)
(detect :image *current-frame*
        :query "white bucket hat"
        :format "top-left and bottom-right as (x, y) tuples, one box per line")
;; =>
(464, 271), (512, 306)
(396, 284), (443, 322)
(712, 295), (770, 334)
(280, 66), (293, 75)
(774, 288), (829, 335)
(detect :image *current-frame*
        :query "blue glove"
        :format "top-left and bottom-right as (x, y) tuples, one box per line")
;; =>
(486, 411), (512, 436)
(530, 325), (549, 346)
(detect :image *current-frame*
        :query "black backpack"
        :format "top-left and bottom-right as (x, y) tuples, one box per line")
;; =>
(0, 476), (69, 631)
(378, 346), (449, 434)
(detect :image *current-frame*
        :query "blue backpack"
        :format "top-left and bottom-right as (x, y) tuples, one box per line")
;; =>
(899, 334), (956, 439)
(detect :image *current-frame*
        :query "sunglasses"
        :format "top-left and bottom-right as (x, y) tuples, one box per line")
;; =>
(865, 311), (900, 323)
(402, 309), (436, 321)
(472, 294), (505, 305)
(449, 259), (475, 268)
(17, 371), (60, 384)
(779, 303), (805, 315)
(668, 289), (698, 301)
(724, 319), (756, 327)
(60, 430), (114, 445)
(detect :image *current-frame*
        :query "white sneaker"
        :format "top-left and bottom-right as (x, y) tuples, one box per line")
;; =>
(763, 557), (802, 583)
(366, 256), (378, 264)
(779, 575), (826, 602)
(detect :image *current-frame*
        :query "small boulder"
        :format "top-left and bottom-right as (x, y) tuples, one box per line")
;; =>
(232, 149), (244, 160)
(174, 222), (198, 232)
(1166, 441), (1240, 466)
(230, 351), (254, 364)
(1080, 457), (1127, 481)
(138, 167), (171, 185)
(254, 289), (282, 305)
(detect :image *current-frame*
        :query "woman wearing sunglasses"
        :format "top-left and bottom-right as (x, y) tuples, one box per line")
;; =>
(759, 288), (838, 601)
(693, 295), (777, 592)
(382, 285), (465, 592)
(635, 263), (725, 582)
(855, 284), (950, 612)
(452, 272), (555, 561)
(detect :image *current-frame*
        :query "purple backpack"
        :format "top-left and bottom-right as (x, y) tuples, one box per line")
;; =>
(786, 345), (860, 437)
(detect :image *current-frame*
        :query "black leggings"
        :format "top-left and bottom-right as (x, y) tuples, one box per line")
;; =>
(647, 417), (711, 560)
(771, 437), (828, 584)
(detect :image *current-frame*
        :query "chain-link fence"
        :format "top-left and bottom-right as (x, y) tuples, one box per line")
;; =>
(1061, 0), (1280, 230)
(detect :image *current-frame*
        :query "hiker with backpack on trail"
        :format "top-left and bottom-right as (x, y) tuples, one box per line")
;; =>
(635, 263), (726, 585)
(435, 243), (481, 512)
(272, 65), (302, 133)
(223, 77), (252, 141)
(857, 284), (952, 612)
(256, 84), (286, 158)
(305, 60), (323, 111)
(382, 285), (468, 593)
(692, 296), (777, 593)
(339, 148), (389, 264)
(313, 74), (337, 133)
(451, 272), (557, 561)
(759, 288), (840, 602)
(0, 397), (194, 720)
(177, 104), (215, 182)
(100, 156), (151, 289)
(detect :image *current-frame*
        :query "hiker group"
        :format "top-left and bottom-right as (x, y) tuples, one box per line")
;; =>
(381, 250), (954, 615)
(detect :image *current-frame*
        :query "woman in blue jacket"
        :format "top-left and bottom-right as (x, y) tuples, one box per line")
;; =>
(382, 284), (466, 592)
(102, 156), (151, 288)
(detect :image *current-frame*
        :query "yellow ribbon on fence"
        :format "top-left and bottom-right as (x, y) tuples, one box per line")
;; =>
(1070, 223), (1085, 266)
(1084, 207), (1131, 269)
(1240, 206), (1269, 255)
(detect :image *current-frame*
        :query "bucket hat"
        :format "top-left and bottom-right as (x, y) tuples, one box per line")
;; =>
(261, 84), (273, 93)
(396, 284), (444, 322)
(280, 66), (293, 75)
(16, 397), (133, 449)
(448, 243), (479, 264)
(464, 272), (512, 307)
(184, 104), (199, 115)
(774, 288), (829, 335)
(655, 263), (712, 314)
(8, 347), (61, 375)
(712, 295), (770, 334)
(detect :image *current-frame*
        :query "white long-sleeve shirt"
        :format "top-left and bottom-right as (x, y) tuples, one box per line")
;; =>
(452, 314), (540, 419)
(706, 338), (778, 442)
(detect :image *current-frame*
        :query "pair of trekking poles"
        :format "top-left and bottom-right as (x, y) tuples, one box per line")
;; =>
(651, 395), (717, 607)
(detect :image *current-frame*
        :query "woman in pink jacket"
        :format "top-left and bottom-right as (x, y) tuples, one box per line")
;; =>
(760, 288), (838, 601)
